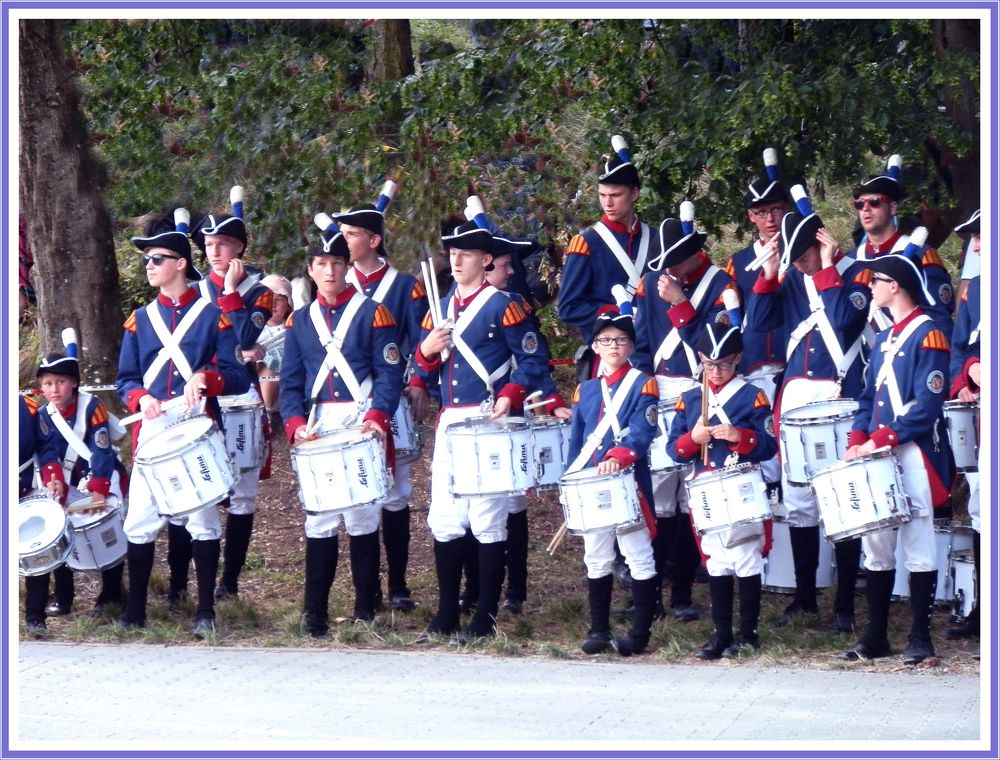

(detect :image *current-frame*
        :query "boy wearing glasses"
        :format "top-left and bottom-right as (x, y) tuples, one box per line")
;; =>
(841, 254), (953, 665)
(633, 215), (736, 623)
(116, 215), (250, 636)
(568, 307), (660, 657)
(667, 323), (777, 659)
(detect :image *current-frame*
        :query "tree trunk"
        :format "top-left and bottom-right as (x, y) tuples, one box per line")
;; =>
(19, 20), (123, 384)
(363, 20), (414, 83)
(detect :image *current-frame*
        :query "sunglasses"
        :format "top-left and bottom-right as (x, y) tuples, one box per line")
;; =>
(594, 336), (631, 347)
(870, 275), (895, 284)
(142, 253), (181, 267)
(853, 197), (886, 210)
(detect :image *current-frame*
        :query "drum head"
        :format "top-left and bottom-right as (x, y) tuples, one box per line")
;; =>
(783, 399), (859, 423)
(19, 499), (65, 547)
(140, 416), (214, 457)
(296, 428), (368, 452)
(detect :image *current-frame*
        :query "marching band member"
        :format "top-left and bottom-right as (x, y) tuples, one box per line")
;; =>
(19, 392), (40, 498)
(256, 274), (293, 419)
(667, 323), (777, 658)
(567, 306), (660, 656)
(558, 136), (654, 371)
(744, 200), (871, 634)
(841, 253), (954, 664)
(116, 215), (250, 636)
(31, 351), (128, 621)
(946, 209), (981, 644)
(334, 195), (430, 613)
(188, 194), (274, 603)
(414, 219), (549, 640)
(279, 229), (404, 635)
(633, 208), (736, 623)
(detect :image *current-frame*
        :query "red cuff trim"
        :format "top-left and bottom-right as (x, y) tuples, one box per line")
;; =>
(415, 344), (441, 372)
(949, 376), (967, 399)
(217, 291), (245, 313)
(498, 384), (527, 412)
(963, 357), (980, 392)
(730, 428), (757, 455)
(407, 375), (427, 391)
(285, 415), (307, 444)
(87, 477), (111, 497)
(41, 463), (65, 485)
(202, 371), (226, 397)
(668, 300), (696, 327)
(811, 265), (845, 291)
(847, 430), (870, 448)
(752, 273), (780, 294)
(869, 427), (897, 448)
(606, 447), (637, 468)
(363, 409), (391, 431)
(675, 433), (699, 459)
(126, 388), (150, 413)
(542, 393), (569, 415)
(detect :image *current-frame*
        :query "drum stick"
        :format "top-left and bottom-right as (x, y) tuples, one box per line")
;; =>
(744, 231), (781, 272)
(701, 372), (711, 467)
(119, 396), (188, 426)
(547, 522), (568, 555)
(524, 396), (557, 412)
(65, 495), (107, 513)
(304, 399), (318, 436)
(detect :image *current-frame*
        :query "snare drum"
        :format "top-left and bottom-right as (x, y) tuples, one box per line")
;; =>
(943, 400), (979, 472)
(890, 519), (962, 603)
(391, 396), (422, 465)
(291, 429), (390, 514)
(18, 494), (74, 576)
(446, 416), (534, 497)
(812, 450), (911, 542)
(685, 464), (771, 536)
(779, 399), (859, 486)
(648, 397), (691, 475)
(219, 398), (266, 472)
(134, 416), (237, 518)
(763, 520), (836, 592)
(65, 496), (126, 572)
(558, 466), (644, 536)
(949, 550), (977, 619)
(530, 415), (570, 490)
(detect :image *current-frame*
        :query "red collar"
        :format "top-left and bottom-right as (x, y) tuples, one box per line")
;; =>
(601, 363), (632, 386)
(51, 399), (78, 417)
(317, 285), (357, 309)
(600, 215), (640, 236)
(708, 376), (736, 394)
(865, 229), (903, 256)
(676, 253), (711, 285)
(157, 286), (199, 308)
(892, 306), (923, 334)
(454, 281), (490, 309)
(352, 261), (388, 287)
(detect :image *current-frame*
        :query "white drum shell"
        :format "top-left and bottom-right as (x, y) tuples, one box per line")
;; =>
(558, 466), (643, 536)
(18, 494), (74, 577)
(649, 398), (691, 475)
(219, 401), (266, 472)
(446, 416), (534, 497)
(944, 400), (979, 472)
(65, 501), (126, 572)
(812, 450), (911, 542)
(763, 520), (836, 592)
(949, 551), (977, 619)
(530, 416), (570, 490)
(685, 464), (771, 536)
(780, 399), (859, 485)
(888, 520), (976, 603)
(135, 417), (237, 518)
(291, 430), (390, 514)
(390, 396), (422, 465)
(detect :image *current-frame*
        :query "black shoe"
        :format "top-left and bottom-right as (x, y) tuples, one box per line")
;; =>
(25, 619), (47, 635)
(389, 593), (415, 612)
(696, 634), (733, 661)
(89, 600), (122, 619)
(45, 601), (71, 617)
(165, 589), (188, 611)
(827, 613), (855, 635)
(902, 637), (935, 665)
(191, 616), (216, 639)
(722, 634), (760, 658)
(581, 630), (612, 654)
(771, 603), (819, 629)
(458, 597), (476, 616)
(300, 612), (330, 638)
(119, 613), (146, 630)
(671, 604), (700, 622)
(501, 598), (523, 616)
(214, 585), (238, 603)
(353, 607), (376, 623)
(425, 612), (460, 636)
(611, 632), (649, 657)
(944, 618), (979, 640)
(839, 639), (893, 661)
(463, 613), (497, 639)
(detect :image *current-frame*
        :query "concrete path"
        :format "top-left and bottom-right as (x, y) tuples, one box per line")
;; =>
(14, 642), (983, 750)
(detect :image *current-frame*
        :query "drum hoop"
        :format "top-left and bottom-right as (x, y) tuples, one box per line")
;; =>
(220, 403), (264, 414)
(447, 416), (531, 434)
(560, 464), (634, 486)
(137, 423), (222, 463)
(293, 431), (378, 455)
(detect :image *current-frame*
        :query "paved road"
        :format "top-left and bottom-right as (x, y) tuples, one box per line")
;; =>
(14, 642), (982, 749)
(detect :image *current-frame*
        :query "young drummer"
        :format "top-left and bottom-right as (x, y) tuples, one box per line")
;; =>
(279, 229), (404, 635)
(841, 253), (954, 665)
(666, 324), (777, 659)
(414, 219), (549, 640)
(116, 215), (249, 636)
(566, 307), (660, 657)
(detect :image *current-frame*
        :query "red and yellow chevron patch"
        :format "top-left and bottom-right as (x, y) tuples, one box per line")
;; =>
(412, 280), (427, 300)
(572, 385), (581, 404)
(566, 234), (590, 257)
(922, 329), (950, 352)
(218, 313), (234, 330)
(754, 390), (770, 408)
(91, 404), (109, 426)
(922, 248), (945, 268)
(641, 377), (659, 397)
(372, 304), (398, 329)
(123, 312), (137, 332)
(502, 300), (528, 327)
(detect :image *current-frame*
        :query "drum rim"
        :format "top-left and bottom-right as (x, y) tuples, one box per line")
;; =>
(445, 416), (531, 433)
(290, 429), (378, 453)
(135, 418), (219, 460)
(558, 463), (635, 484)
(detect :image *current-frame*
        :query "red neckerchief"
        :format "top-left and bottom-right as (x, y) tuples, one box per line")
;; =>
(53, 399), (78, 418)
(708, 375), (737, 394)
(453, 281), (490, 312)
(600, 215), (640, 238)
(676, 252), (712, 286)
(353, 261), (389, 287)
(892, 306), (924, 335)
(157, 286), (199, 308)
(865, 229), (903, 257)
(601, 363), (632, 386)
(317, 285), (357, 310)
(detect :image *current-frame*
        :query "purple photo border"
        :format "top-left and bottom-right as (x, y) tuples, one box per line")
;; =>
(2, 2), (997, 759)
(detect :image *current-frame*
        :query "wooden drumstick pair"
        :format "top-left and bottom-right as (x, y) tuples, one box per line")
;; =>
(119, 386), (207, 426)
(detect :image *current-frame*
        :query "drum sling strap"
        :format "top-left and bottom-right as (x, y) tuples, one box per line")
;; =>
(785, 257), (862, 384)
(565, 368), (644, 474)
(874, 314), (932, 418)
(143, 297), (211, 388)
(447, 285), (512, 396)
(198, 273), (261, 303)
(308, 295), (373, 404)
(704, 378), (745, 425)
(652, 265), (721, 375)
(347, 262), (398, 305)
(45, 391), (95, 479)
(592, 221), (650, 297)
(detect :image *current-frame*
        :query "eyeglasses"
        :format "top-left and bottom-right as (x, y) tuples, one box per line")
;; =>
(853, 197), (885, 210)
(142, 254), (181, 267)
(749, 206), (786, 220)
(702, 359), (736, 371)
(870, 275), (895, 284)
(594, 336), (631, 347)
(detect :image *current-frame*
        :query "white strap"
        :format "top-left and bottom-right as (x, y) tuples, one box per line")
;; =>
(970, 321), (981, 346)
(142, 297), (211, 387)
(448, 286), (511, 391)
(600, 379), (623, 441)
(46, 392), (94, 479)
(308, 296), (373, 403)
(704, 378), (746, 425)
(348, 263), (398, 305)
(592, 221), (650, 295)
(566, 368), (644, 474)
(875, 314), (932, 418)
(200, 273), (261, 301)
(651, 265), (721, 375)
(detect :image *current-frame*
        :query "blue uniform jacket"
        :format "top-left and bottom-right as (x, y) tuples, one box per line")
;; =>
(198, 271), (274, 350)
(37, 393), (124, 498)
(725, 242), (787, 373)
(949, 276), (980, 397)
(19, 394), (40, 495)
(349, 262), (427, 362)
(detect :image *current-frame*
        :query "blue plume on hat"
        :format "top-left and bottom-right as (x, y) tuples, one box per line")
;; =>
(679, 201), (695, 236)
(902, 226), (929, 260)
(375, 179), (398, 213)
(611, 135), (632, 165)
(789, 184), (813, 217)
(465, 195), (497, 233)
(610, 284), (634, 317)
(61, 328), (78, 360)
(174, 208), (190, 235)
(230, 186), (244, 220)
(313, 213), (340, 237)
(886, 154), (903, 183)
(763, 147), (779, 182)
